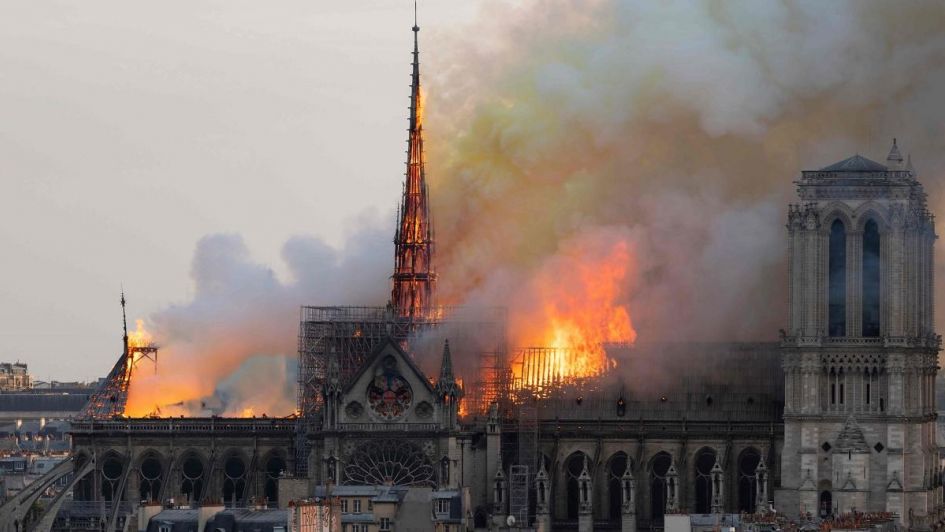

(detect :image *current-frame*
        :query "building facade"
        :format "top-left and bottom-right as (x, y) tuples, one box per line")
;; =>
(19, 13), (939, 532)
(776, 142), (941, 524)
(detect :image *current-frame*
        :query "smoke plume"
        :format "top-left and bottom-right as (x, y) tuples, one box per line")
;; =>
(425, 0), (945, 348)
(125, 222), (390, 416)
(131, 1), (945, 414)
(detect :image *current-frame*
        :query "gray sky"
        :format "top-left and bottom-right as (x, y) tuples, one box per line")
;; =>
(0, 1), (481, 381)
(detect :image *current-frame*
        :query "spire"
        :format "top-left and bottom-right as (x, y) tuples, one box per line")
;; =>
(120, 289), (128, 357)
(439, 339), (453, 380)
(907, 153), (915, 175)
(391, 5), (436, 319)
(886, 137), (904, 168)
(435, 339), (462, 399)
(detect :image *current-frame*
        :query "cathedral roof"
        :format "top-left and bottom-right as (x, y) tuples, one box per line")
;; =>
(820, 154), (888, 172)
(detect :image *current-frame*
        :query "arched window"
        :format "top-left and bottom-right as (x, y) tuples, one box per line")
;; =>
(608, 452), (630, 522)
(223, 454), (247, 507)
(565, 453), (587, 520)
(100, 453), (124, 502)
(650, 452), (672, 523)
(737, 449), (761, 513)
(862, 219), (881, 337)
(180, 453), (205, 504)
(73, 453), (93, 501)
(694, 448), (716, 514)
(264, 454), (287, 505)
(820, 490), (833, 517)
(829, 219), (847, 337)
(139, 453), (163, 503)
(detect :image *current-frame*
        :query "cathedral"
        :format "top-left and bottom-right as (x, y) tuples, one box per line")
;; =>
(10, 18), (943, 532)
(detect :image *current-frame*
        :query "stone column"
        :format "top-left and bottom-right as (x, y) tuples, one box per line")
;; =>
(578, 456), (593, 532)
(491, 455), (507, 529)
(666, 463), (679, 513)
(711, 457), (724, 514)
(621, 464), (636, 532)
(847, 230), (863, 337)
(535, 461), (551, 532)
(755, 460), (769, 512)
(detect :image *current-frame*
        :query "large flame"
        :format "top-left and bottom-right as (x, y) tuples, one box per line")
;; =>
(511, 234), (636, 389)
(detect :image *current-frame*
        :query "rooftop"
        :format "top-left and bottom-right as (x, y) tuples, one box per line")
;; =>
(820, 154), (888, 172)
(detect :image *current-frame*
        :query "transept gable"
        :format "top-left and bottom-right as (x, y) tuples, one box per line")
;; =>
(338, 338), (437, 424)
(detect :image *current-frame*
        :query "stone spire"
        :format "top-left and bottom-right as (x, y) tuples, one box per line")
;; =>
(435, 340), (461, 394)
(391, 6), (436, 319)
(886, 137), (904, 169)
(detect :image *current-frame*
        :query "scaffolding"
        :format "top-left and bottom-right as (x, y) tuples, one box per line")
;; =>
(508, 465), (530, 526)
(80, 294), (158, 419)
(297, 305), (508, 418)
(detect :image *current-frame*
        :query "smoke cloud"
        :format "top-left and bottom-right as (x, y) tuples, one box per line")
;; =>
(425, 0), (945, 347)
(131, 1), (945, 414)
(125, 219), (391, 416)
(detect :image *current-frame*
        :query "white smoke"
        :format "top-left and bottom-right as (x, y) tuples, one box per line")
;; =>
(132, 0), (945, 413)
(125, 217), (391, 416)
(425, 0), (945, 346)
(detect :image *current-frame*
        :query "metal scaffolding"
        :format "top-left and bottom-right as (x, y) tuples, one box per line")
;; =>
(297, 305), (508, 419)
(80, 293), (158, 419)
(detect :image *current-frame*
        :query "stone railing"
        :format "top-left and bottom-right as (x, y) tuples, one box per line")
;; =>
(337, 423), (440, 432)
(69, 417), (296, 435)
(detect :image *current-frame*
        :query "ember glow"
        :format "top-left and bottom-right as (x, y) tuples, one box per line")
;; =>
(510, 235), (637, 388)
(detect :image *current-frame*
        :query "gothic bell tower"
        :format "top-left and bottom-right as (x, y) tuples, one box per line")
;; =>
(776, 140), (940, 525)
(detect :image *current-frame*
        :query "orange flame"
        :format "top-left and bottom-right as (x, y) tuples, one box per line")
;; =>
(512, 235), (636, 389)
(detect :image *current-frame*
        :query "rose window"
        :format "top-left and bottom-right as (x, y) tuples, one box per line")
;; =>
(343, 440), (435, 487)
(367, 356), (413, 420)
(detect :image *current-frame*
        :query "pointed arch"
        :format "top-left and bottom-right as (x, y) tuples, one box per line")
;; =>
(649, 452), (673, 524)
(563, 452), (589, 520)
(828, 219), (847, 337)
(177, 450), (208, 505)
(819, 203), (855, 231)
(99, 450), (126, 503)
(605, 452), (631, 522)
(737, 448), (762, 513)
(262, 449), (288, 505)
(693, 447), (717, 514)
(221, 449), (250, 506)
(862, 218), (881, 337)
(852, 203), (889, 232)
(134, 449), (165, 503)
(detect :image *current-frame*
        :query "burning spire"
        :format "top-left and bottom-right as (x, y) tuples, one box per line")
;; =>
(81, 292), (158, 418)
(391, 6), (436, 319)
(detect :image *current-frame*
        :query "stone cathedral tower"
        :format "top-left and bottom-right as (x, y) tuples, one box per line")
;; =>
(776, 140), (941, 526)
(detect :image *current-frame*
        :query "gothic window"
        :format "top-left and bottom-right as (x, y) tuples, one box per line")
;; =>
(222, 454), (247, 506)
(180, 453), (205, 503)
(440, 456), (450, 486)
(650, 452), (672, 523)
(862, 219), (881, 337)
(608, 452), (630, 521)
(73, 453), (93, 501)
(138, 452), (163, 503)
(100, 453), (124, 502)
(694, 448), (716, 514)
(819, 490), (833, 517)
(737, 449), (761, 513)
(829, 219), (847, 337)
(264, 454), (287, 505)
(565, 452), (588, 520)
(343, 440), (434, 487)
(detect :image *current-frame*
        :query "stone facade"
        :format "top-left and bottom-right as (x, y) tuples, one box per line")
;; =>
(66, 142), (943, 531)
(775, 141), (942, 526)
